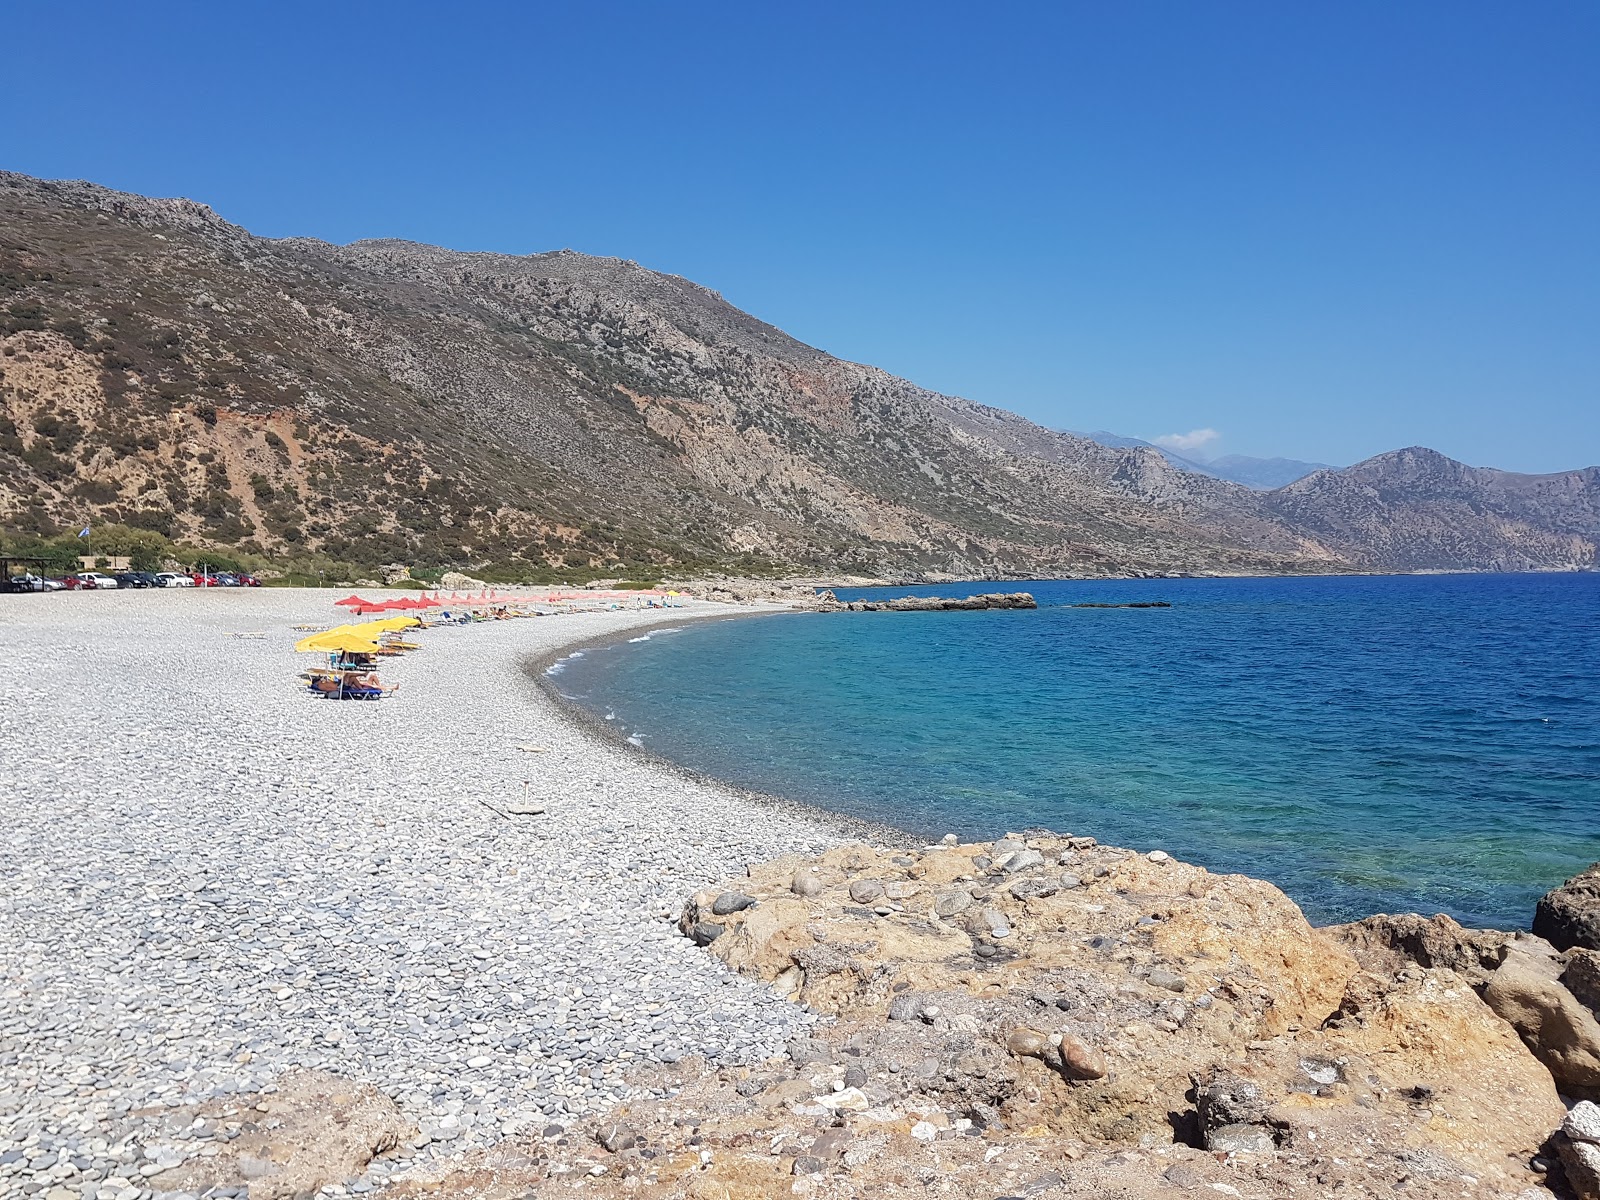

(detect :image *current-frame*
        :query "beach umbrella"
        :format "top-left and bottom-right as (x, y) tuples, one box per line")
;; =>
(351, 616), (421, 633)
(295, 626), (383, 654)
(334, 594), (369, 608)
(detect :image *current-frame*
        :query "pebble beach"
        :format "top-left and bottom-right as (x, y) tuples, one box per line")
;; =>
(0, 589), (857, 1199)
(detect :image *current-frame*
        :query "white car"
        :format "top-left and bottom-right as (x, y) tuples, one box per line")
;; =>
(77, 571), (120, 589)
(156, 572), (195, 588)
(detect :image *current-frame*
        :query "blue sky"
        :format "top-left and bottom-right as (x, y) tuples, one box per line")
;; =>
(5, 1), (1596, 471)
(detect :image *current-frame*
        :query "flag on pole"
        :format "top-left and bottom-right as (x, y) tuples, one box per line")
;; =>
(78, 526), (90, 538)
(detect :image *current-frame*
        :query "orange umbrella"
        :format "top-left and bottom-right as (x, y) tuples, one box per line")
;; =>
(334, 595), (369, 607)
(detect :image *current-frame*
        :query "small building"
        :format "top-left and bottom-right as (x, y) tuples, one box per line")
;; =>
(79, 555), (131, 571)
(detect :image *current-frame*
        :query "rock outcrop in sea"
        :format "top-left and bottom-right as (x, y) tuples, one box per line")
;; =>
(1536, 862), (1600, 953)
(819, 591), (1040, 612)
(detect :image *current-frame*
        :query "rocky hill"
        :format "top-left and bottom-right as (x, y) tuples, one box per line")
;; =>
(1077, 430), (1333, 490)
(1, 171), (1595, 577)
(1265, 447), (1600, 572)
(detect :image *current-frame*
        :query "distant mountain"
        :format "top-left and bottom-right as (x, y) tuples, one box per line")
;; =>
(1076, 431), (1330, 489)
(1263, 447), (1600, 572)
(0, 170), (1595, 577)
(1204, 453), (1335, 490)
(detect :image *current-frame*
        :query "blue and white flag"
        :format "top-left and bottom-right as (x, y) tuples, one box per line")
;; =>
(77, 526), (91, 538)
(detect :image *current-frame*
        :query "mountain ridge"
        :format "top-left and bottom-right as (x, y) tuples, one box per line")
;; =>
(1075, 430), (1334, 490)
(1, 170), (1595, 577)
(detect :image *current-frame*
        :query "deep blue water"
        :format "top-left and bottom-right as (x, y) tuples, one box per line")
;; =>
(549, 574), (1600, 928)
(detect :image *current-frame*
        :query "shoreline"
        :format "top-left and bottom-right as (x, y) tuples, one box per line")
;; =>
(525, 605), (920, 853)
(0, 589), (909, 1195)
(4, 587), (1590, 1199)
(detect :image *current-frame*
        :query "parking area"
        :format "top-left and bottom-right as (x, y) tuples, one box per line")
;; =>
(4, 568), (263, 592)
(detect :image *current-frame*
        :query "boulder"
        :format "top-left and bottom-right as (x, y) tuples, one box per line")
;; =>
(1481, 938), (1600, 1097)
(1566, 948), (1600, 1014)
(1535, 862), (1600, 952)
(1562, 1138), (1600, 1200)
(1327, 911), (1509, 985)
(711, 891), (757, 916)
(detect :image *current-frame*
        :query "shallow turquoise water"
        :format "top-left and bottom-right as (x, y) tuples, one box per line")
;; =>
(550, 574), (1600, 927)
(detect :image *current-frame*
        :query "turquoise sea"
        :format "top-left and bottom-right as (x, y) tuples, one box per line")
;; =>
(549, 574), (1600, 928)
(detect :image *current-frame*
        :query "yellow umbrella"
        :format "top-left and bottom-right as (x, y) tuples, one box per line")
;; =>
(294, 626), (383, 654)
(351, 616), (422, 633)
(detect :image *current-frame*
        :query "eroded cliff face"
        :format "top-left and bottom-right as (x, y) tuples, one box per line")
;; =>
(385, 836), (1567, 1199)
(4, 170), (1596, 576)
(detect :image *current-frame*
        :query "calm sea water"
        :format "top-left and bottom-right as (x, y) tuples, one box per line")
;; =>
(549, 574), (1600, 928)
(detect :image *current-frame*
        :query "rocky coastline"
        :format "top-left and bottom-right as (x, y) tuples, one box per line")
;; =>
(3, 588), (1596, 1199)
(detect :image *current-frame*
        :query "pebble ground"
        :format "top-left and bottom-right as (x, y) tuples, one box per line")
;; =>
(0, 590), (848, 1199)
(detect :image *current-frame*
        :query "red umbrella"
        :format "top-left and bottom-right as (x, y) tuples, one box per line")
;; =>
(334, 595), (369, 607)
(351, 603), (388, 615)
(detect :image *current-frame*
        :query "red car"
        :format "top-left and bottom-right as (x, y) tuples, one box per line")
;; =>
(237, 573), (262, 587)
(61, 573), (100, 590)
(191, 572), (222, 587)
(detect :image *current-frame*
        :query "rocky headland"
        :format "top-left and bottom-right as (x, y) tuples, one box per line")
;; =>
(394, 838), (1600, 1199)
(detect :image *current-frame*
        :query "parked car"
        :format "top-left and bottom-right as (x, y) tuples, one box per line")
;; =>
(236, 572), (262, 587)
(155, 572), (195, 588)
(40, 577), (65, 591)
(4, 573), (48, 593)
(62, 573), (98, 590)
(214, 572), (241, 587)
(191, 572), (222, 587)
(114, 571), (160, 588)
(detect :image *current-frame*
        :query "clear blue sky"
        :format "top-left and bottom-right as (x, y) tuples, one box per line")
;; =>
(5, 1), (1596, 471)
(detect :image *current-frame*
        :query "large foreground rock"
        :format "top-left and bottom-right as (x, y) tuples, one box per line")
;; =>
(1535, 862), (1600, 952)
(1481, 938), (1600, 1098)
(395, 836), (1563, 1198)
(1330, 911), (1600, 1101)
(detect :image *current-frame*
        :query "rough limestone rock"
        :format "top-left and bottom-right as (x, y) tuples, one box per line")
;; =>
(1536, 863), (1600, 952)
(1563, 1104), (1600, 1200)
(1481, 937), (1600, 1097)
(1566, 948), (1600, 1014)
(161, 1070), (409, 1199)
(1329, 911), (1510, 985)
(655, 837), (1565, 1198)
